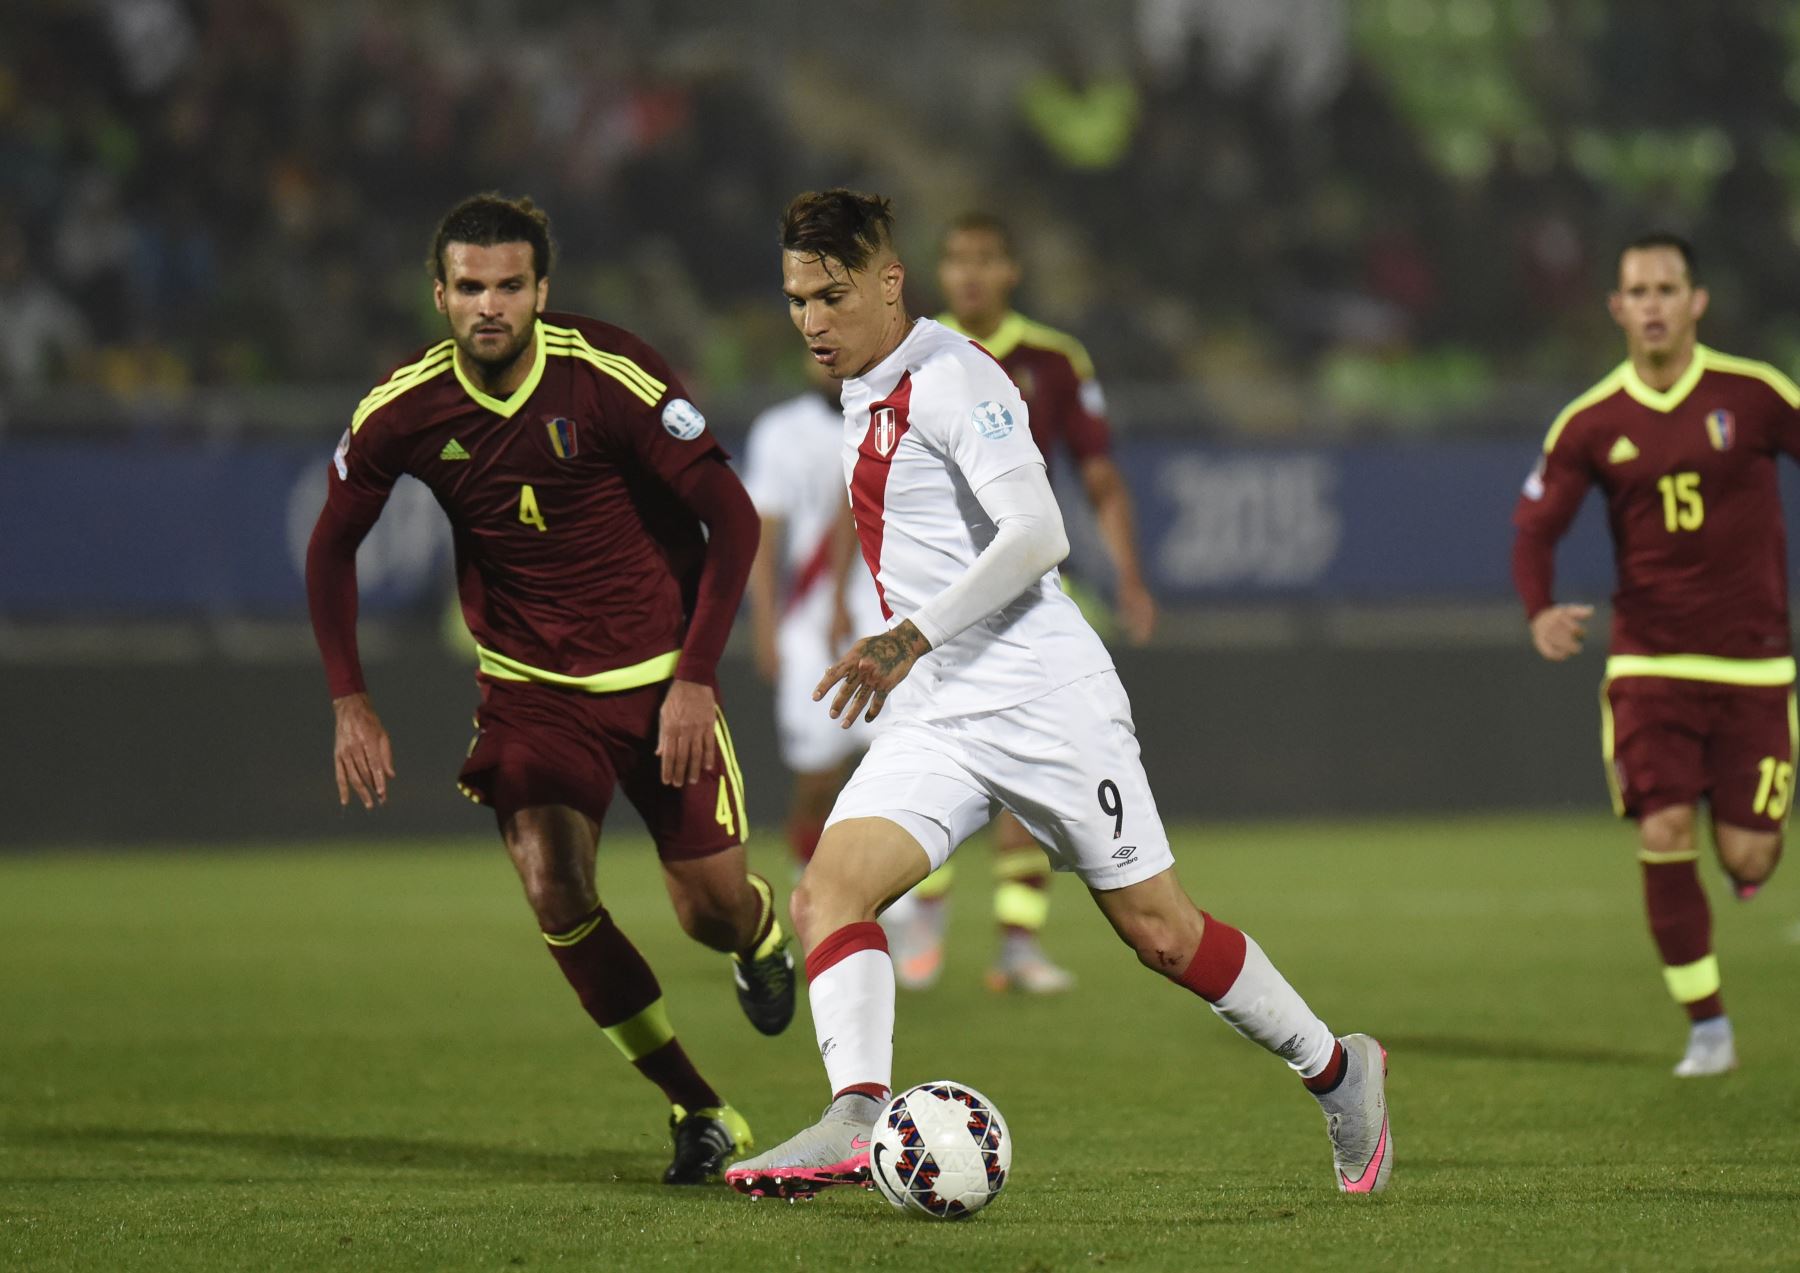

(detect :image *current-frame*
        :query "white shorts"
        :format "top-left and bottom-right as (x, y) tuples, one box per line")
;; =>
(776, 618), (877, 773)
(825, 670), (1174, 891)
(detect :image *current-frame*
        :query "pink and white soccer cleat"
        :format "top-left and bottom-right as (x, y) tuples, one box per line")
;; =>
(1319, 1033), (1392, 1194)
(724, 1093), (880, 1200)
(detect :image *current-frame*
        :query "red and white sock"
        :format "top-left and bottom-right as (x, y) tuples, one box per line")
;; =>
(805, 921), (895, 1102)
(1180, 911), (1338, 1083)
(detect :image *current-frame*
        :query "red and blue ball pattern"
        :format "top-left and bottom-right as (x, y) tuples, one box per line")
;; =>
(870, 1081), (1011, 1219)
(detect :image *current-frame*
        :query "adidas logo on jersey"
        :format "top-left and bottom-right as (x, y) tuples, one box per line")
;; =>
(440, 438), (471, 461)
(1607, 436), (1639, 464)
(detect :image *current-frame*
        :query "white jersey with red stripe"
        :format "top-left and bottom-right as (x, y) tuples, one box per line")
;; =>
(838, 318), (1113, 721)
(742, 390), (886, 641)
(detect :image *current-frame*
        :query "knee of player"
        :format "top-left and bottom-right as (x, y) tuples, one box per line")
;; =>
(519, 869), (595, 931)
(788, 874), (826, 946)
(789, 869), (873, 945)
(1718, 830), (1782, 883)
(1639, 806), (1697, 858)
(1119, 919), (1199, 977)
(526, 888), (596, 934)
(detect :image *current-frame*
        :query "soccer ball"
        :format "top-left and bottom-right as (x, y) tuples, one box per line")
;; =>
(869, 1081), (1010, 1218)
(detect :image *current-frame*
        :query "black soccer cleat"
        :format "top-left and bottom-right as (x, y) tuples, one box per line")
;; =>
(664, 1104), (753, 1185)
(733, 878), (796, 1036)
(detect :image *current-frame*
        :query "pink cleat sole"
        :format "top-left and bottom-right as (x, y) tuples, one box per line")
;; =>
(725, 1152), (872, 1200)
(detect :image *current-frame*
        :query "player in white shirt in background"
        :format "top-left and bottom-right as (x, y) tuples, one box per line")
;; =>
(742, 361), (887, 870)
(725, 189), (1392, 1200)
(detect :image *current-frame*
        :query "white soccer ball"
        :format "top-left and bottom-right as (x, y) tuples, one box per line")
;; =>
(869, 1081), (1011, 1219)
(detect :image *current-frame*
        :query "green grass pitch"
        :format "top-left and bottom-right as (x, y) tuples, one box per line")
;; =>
(4, 815), (1798, 1271)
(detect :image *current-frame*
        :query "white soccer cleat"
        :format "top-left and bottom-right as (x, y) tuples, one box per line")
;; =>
(882, 895), (948, 990)
(984, 941), (1076, 994)
(1673, 1019), (1738, 1077)
(724, 1093), (880, 1199)
(1318, 1033), (1392, 1194)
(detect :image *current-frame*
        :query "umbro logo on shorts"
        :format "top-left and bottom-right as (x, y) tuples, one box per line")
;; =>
(1111, 845), (1137, 862)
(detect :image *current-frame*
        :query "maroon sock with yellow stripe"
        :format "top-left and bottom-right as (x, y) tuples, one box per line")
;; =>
(1642, 859), (1724, 1022)
(544, 904), (721, 1110)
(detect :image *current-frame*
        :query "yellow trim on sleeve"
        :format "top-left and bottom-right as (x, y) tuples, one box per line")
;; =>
(1662, 954), (1721, 1006)
(453, 322), (549, 418)
(476, 644), (680, 692)
(1698, 347), (1800, 409)
(601, 999), (676, 1062)
(541, 323), (667, 407)
(1604, 654), (1796, 687)
(351, 343), (454, 433)
(1543, 366), (1627, 454)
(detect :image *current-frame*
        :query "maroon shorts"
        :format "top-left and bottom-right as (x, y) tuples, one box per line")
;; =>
(456, 678), (748, 861)
(1603, 677), (1796, 827)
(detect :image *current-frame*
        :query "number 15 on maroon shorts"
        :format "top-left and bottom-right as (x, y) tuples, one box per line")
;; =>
(1602, 677), (1796, 827)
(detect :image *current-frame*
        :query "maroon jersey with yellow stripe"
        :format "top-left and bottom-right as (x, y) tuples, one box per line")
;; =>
(1512, 344), (1800, 672)
(325, 312), (724, 684)
(937, 310), (1111, 478)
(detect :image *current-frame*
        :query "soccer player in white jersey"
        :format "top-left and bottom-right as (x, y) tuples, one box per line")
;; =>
(724, 189), (1393, 1199)
(743, 361), (888, 867)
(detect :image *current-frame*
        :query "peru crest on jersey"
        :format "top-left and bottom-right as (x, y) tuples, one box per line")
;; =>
(872, 406), (898, 457)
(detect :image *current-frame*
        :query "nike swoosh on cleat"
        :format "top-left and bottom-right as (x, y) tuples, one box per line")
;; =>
(850, 1136), (872, 1151)
(1338, 1116), (1390, 1193)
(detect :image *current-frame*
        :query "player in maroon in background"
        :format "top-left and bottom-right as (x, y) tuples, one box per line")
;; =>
(1513, 233), (1800, 1077)
(880, 211), (1160, 996)
(305, 194), (792, 1182)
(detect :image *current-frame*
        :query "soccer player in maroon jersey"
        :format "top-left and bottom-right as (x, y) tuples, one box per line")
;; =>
(305, 194), (793, 1182)
(1513, 233), (1800, 1077)
(881, 211), (1161, 996)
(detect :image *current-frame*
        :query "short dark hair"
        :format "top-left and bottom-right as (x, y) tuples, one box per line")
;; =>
(430, 193), (554, 282)
(944, 210), (1014, 257)
(1620, 232), (1697, 282)
(778, 189), (895, 275)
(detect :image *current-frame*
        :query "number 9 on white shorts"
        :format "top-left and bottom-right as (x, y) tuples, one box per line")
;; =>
(824, 670), (1174, 890)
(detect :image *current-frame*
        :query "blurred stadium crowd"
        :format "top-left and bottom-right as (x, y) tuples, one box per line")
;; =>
(6, 0), (1800, 434)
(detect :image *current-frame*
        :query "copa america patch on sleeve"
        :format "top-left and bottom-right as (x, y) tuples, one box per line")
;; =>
(662, 398), (707, 441)
(972, 400), (1014, 439)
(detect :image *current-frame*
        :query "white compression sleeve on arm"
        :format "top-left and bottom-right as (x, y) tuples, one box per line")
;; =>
(905, 463), (1069, 649)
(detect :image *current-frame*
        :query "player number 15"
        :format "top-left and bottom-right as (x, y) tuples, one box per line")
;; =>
(1655, 472), (1703, 533)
